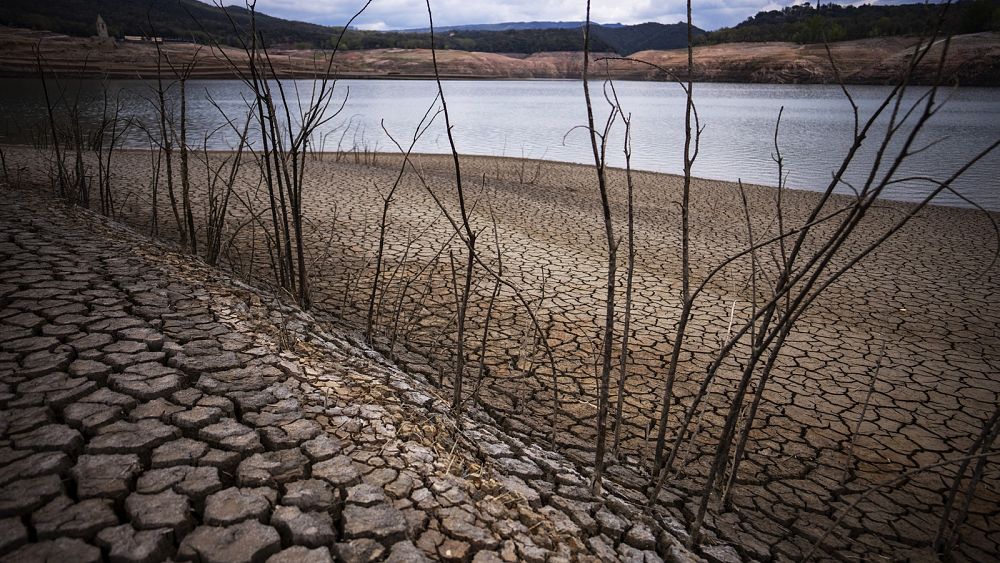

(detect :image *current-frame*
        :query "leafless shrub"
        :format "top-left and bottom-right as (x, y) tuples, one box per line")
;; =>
(209, 0), (374, 308)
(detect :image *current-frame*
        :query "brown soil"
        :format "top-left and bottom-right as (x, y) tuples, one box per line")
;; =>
(3, 145), (998, 561)
(2, 26), (998, 85)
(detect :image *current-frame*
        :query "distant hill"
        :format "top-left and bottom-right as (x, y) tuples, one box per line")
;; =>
(0, 0), (339, 47)
(593, 22), (701, 54)
(337, 28), (618, 54)
(0, 0), (698, 55)
(403, 21), (701, 54)
(353, 22), (700, 55)
(15, 0), (991, 56)
(700, 0), (1000, 45)
(400, 21), (626, 32)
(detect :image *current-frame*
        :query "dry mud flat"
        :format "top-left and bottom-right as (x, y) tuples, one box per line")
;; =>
(0, 188), (705, 562)
(3, 146), (1000, 561)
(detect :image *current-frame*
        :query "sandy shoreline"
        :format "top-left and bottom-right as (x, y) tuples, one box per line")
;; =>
(3, 145), (999, 559)
(6, 143), (997, 215)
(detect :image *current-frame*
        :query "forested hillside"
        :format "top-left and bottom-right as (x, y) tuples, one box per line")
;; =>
(700, 0), (1000, 44)
(0, 0), (692, 54)
(0, 0), (336, 46)
(2, 0), (994, 56)
(335, 28), (616, 53)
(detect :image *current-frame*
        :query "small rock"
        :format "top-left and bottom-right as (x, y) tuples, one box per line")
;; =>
(516, 540), (548, 563)
(499, 540), (518, 562)
(104, 352), (166, 371)
(171, 388), (203, 407)
(136, 465), (223, 501)
(173, 406), (223, 431)
(32, 496), (118, 540)
(109, 363), (184, 401)
(196, 369), (267, 396)
(0, 474), (63, 517)
(596, 509), (628, 542)
(625, 523), (658, 551)
(203, 487), (275, 526)
(69, 333), (114, 353)
(1, 406), (51, 436)
(87, 419), (180, 455)
(341, 504), (408, 544)
(498, 476), (540, 509)
(617, 544), (650, 563)
(95, 524), (173, 563)
(197, 395), (235, 416)
(346, 483), (386, 507)
(439, 506), (499, 550)
(496, 457), (544, 480)
(68, 359), (112, 382)
(259, 419), (323, 449)
(72, 454), (143, 500)
(267, 546), (334, 563)
(439, 538), (471, 562)
(301, 435), (343, 462)
(385, 473), (416, 500)
(63, 389), (136, 434)
(538, 506), (581, 537)
(130, 398), (185, 421)
(177, 520), (281, 563)
(200, 448), (242, 473)
(334, 538), (385, 563)
(0, 451), (70, 488)
(150, 438), (210, 468)
(312, 456), (360, 488)
(4, 336), (58, 354)
(549, 496), (597, 534)
(702, 544), (741, 563)
(473, 551), (505, 563)
(238, 449), (308, 487)
(385, 540), (430, 562)
(0, 516), (27, 554)
(282, 480), (337, 513)
(171, 351), (241, 373)
(668, 544), (702, 563)
(104, 340), (150, 355)
(199, 418), (263, 453)
(587, 536), (618, 563)
(362, 467), (398, 488)
(16, 372), (94, 407)
(270, 505), (336, 548)
(0, 537), (101, 563)
(17, 348), (74, 378)
(126, 490), (193, 534)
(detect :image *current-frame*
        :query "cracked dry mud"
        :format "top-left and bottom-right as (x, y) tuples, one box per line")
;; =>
(0, 190), (700, 562)
(2, 145), (998, 562)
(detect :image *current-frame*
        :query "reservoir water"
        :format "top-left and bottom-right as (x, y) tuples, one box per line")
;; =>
(0, 78), (997, 210)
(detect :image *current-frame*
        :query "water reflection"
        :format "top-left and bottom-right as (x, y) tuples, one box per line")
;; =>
(0, 78), (997, 210)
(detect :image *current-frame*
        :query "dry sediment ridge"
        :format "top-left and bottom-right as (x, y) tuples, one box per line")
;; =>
(1, 26), (999, 85)
(0, 189), (710, 561)
(2, 146), (999, 561)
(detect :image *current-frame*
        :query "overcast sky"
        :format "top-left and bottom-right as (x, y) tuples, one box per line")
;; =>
(246, 0), (897, 32)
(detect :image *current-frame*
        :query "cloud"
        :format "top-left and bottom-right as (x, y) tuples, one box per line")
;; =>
(241, 0), (919, 31)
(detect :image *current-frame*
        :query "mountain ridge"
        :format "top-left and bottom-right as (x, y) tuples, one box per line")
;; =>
(0, 0), (692, 55)
(1, 0), (995, 58)
(398, 21), (628, 32)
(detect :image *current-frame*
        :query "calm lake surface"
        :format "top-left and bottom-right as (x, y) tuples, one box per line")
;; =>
(1, 78), (998, 210)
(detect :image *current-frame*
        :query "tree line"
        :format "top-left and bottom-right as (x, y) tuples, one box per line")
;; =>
(7, 0), (995, 56)
(0, 0), (692, 55)
(698, 0), (1000, 45)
